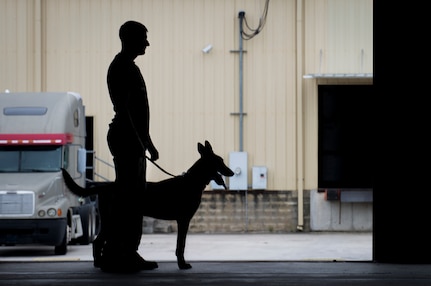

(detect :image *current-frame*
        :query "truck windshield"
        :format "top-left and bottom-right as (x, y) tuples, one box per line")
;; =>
(0, 146), (62, 173)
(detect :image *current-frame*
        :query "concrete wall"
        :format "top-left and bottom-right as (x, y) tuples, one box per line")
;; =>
(143, 190), (311, 234)
(310, 190), (373, 231)
(143, 190), (372, 234)
(144, 190), (373, 233)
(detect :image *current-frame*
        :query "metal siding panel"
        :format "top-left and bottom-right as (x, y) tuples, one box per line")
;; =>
(302, 79), (318, 190)
(0, 0), (33, 92)
(16, 0), (27, 88)
(238, 0), (296, 189)
(304, 0), (373, 74)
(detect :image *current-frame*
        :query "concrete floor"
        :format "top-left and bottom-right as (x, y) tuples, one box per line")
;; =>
(1, 261), (431, 286)
(1, 233), (430, 285)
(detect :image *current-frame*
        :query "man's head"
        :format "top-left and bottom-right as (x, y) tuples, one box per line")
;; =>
(119, 21), (149, 56)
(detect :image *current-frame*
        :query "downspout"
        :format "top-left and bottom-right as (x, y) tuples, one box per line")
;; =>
(296, 0), (304, 231)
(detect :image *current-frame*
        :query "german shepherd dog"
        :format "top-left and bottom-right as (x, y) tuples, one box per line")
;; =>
(62, 141), (234, 270)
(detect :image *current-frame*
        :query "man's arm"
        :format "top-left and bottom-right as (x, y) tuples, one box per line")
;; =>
(126, 92), (159, 161)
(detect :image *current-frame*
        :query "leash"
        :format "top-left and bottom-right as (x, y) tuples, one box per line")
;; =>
(146, 156), (177, 177)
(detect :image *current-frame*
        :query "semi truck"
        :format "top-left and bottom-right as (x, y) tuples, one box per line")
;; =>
(0, 92), (97, 254)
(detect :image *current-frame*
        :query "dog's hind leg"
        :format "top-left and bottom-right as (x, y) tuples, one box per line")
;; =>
(176, 219), (192, 270)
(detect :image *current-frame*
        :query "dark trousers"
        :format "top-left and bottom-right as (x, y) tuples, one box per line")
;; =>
(105, 125), (146, 254)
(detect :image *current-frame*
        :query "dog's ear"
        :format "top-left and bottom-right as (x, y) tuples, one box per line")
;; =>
(198, 142), (205, 155)
(204, 140), (213, 153)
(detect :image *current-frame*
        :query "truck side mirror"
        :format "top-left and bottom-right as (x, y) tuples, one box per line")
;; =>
(77, 148), (87, 174)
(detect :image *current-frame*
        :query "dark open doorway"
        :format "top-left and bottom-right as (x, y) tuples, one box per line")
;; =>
(318, 85), (373, 190)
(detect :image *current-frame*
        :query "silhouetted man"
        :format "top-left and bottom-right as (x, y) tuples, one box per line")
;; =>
(102, 20), (159, 273)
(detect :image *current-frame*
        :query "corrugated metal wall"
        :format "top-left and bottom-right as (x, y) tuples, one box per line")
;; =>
(0, 0), (373, 191)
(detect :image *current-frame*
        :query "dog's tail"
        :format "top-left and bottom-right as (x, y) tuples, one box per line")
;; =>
(61, 168), (101, 197)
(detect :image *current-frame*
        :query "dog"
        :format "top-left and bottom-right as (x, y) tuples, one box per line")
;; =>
(62, 140), (234, 270)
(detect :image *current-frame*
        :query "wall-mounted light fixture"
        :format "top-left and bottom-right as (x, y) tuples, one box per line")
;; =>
(202, 44), (213, 53)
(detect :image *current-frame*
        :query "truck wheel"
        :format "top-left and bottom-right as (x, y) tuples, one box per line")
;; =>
(54, 226), (68, 255)
(77, 204), (96, 245)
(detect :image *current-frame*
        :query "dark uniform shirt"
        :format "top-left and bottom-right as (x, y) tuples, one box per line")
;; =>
(107, 52), (150, 151)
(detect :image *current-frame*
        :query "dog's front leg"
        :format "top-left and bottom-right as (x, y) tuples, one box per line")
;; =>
(176, 219), (192, 269)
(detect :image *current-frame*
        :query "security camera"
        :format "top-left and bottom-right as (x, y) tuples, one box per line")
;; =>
(202, 44), (213, 53)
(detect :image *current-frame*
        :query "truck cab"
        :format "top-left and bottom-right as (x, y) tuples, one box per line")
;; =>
(0, 92), (97, 254)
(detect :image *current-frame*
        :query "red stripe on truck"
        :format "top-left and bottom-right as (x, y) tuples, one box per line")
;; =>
(0, 133), (73, 145)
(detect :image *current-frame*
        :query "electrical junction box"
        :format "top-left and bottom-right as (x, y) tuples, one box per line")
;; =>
(252, 166), (267, 189)
(229, 152), (248, 190)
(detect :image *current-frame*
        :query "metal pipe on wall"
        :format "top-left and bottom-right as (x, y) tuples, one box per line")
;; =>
(229, 11), (247, 151)
(34, 0), (43, 91)
(238, 11), (245, 152)
(296, 0), (304, 231)
(239, 11), (248, 231)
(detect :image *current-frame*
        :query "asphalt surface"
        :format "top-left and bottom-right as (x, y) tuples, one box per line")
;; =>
(1, 233), (431, 285)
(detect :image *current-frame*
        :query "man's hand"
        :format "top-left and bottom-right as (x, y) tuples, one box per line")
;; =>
(148, 145), (159, 161)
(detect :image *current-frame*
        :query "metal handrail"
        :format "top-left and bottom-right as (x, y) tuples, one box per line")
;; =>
(86, 150), (114, 182)
(94, 155), (115, 169)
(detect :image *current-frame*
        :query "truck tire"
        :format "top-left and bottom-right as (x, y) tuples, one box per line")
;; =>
(77, 204), (96, 245)
(54, 226), (68, 255)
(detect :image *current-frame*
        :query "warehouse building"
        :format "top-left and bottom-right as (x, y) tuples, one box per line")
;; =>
(0, 0), (373, 233)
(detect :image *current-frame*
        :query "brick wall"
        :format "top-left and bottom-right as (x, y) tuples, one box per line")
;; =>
(143, 190), (310, 234)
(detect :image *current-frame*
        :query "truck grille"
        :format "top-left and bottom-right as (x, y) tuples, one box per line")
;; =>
(0, 191), (34, 216)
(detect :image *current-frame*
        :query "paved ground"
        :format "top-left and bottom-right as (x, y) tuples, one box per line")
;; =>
(1, 233), (431, 285)
(0, 232), (372, 262)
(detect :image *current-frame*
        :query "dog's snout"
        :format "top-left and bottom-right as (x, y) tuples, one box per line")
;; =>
(223, 167), (234, 177)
